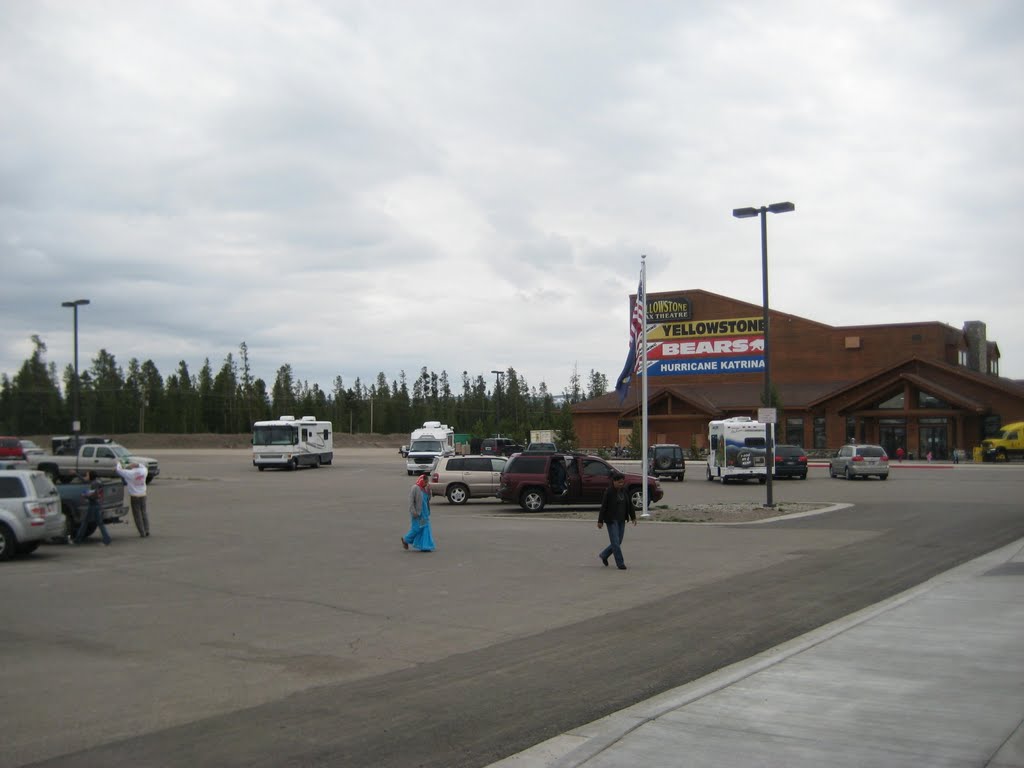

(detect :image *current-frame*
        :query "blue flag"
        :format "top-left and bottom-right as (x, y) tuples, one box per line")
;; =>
(615, 277), (645, 403)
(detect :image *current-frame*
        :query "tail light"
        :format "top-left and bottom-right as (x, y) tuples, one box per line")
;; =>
(23, 501), (48, 526)
(851, 455), (864, 462)
(880, 456), (889, 463)
(798, 456), (807, 463)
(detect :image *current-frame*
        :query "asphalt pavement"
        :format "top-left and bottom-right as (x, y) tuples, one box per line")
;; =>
(488, 534), (1024, 768)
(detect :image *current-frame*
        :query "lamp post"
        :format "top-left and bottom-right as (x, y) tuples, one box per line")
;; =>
(490, 370), (504, 433)
(731, 202), (795, 508)
(61, 298), (91, 443)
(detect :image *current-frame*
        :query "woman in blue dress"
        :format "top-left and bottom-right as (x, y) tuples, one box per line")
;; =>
(401, 473), (435, 552)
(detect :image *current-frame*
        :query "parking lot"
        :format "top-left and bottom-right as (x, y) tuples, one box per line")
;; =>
(3, 449), (1022, 767)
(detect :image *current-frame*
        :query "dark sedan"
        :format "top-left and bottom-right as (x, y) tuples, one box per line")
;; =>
(773, 444), (808, 479)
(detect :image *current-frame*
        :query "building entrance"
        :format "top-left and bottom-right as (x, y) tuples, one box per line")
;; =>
(879, 420), (906, 459)
(919, 423), (948, 460)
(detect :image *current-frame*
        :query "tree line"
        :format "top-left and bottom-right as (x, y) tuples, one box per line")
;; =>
(0, 336), (611, 446)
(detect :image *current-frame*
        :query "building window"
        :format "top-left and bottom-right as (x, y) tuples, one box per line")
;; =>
(846, 417), (856, 443)
(918, 392), (950, 409)
(959, 350), (967, 366)
(785, 418), (804, 446)
(813, 417), (826, 449)
(877, 392), (904, 409)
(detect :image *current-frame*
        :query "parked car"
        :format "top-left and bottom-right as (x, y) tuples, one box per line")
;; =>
(498, 452), (663, 513)
(29, 442), (160, 483)
(773, 444), (808, 479)
(480, 437), (523, 457)
(648, 444), (685, 482)
(0, 469), (64, 560)
(429, 455), (507, 505)
(19, 439), (45, 458)
(829, 444), (889, 480)
(523, 442), (558, 453)
(0, 437), (26, 462)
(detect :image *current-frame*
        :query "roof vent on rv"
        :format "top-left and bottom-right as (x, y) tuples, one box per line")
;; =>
(279, 415), (296, 421)
(300, 416), (317, 422)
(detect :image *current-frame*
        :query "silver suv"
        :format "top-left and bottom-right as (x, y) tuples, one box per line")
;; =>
(0, 469), (64, 560)
(829, 444), (890, 480)
(430, 455), (507, 505)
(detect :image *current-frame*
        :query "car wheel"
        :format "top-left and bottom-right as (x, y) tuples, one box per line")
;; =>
(629, 487), (646, 513)
(879, 474), (888, 480)
(845, 466), (853, 480)
(313, 456), (321, 469)
(706, 466), (713, 481)
(290, 458), (299, 471)
(758, 476), (766, 484)
(656, 456), (672, 470)
(0, 523), (15, 561)
(257, 466), (265, 471)
(520, 488), (546, 512)
(800, 473), (807, 480)
(446, 484), (469, 505)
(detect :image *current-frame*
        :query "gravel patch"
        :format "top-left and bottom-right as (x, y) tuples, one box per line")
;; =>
(493, 502), (827, 524)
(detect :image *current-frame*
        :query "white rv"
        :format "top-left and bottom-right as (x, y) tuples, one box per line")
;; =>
(252, 415), (333, 471)
(706, 417), (769, 484)
(405, 421), (455, 475)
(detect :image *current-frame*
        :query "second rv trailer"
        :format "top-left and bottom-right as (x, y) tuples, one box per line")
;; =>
(707, 417), (768, 484)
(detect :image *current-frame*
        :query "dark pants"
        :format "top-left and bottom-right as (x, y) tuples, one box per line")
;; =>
(599, 520), (627, 567)
(75, 503), (111, 545)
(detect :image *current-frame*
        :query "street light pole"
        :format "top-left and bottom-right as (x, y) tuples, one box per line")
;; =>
(732, 202), (795, 508)
(490, 370), (504, 433)
(61, 298), (91, 444)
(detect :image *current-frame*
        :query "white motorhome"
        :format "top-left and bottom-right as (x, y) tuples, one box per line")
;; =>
(706, 417), (769, 484)
(252, 415), (333, 471)
(405, 421), (455, 475)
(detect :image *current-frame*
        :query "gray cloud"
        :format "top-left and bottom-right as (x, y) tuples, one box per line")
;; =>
(2, 0), (1022, 398)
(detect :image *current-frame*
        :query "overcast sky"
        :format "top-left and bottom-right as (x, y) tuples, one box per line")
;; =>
(2, 1), (1022, 399)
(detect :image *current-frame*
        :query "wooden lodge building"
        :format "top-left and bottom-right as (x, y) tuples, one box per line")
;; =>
(572, 289), (1024, 459)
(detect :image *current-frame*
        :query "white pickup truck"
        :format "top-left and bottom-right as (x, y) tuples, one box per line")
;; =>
(30, 443), (160, 483)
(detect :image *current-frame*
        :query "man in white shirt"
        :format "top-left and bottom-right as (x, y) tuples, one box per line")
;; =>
(115, 461), (150, 537)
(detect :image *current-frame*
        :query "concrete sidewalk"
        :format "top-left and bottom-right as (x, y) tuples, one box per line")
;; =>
(489, 537), (1024, 768)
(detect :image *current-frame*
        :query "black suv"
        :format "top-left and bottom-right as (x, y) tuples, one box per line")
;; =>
(481, 437), (524, 457)
(498, 452), (663, 512)
(648, 444), (685, 482)
(773, 444), (808, 479)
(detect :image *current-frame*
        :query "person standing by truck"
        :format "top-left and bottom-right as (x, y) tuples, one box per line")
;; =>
(116, 461), (150, 537)
(71, 471), (111, 546)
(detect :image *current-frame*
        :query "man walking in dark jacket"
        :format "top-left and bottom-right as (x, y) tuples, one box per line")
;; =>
(598, 471), (636, 570)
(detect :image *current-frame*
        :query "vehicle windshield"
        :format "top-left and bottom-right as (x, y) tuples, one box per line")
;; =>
(410, 440), (443, 452)
(253, 425), (297, 446)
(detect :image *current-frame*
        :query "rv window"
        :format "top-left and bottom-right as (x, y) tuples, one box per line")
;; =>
(322, 429), (329, 440)
(710, 435), (718, 450)
(743, 437), (766, 448)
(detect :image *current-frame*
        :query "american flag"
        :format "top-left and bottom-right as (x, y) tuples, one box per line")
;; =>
(615, 276), (646, 403)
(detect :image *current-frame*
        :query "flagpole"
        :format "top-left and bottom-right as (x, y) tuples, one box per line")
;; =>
(639, 255), (650, 518)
